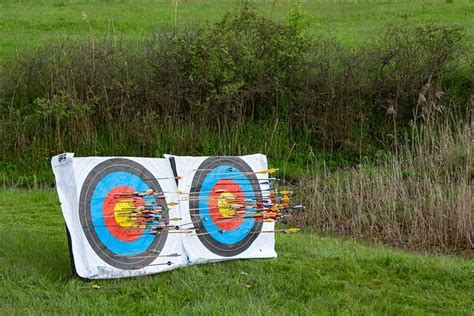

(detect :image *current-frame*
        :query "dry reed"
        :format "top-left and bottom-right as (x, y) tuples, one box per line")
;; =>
(294, 115), (473, 254)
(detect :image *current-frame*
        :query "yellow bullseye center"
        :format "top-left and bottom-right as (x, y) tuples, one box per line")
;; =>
(114, 200), (136, 228)
(217, 191), (236, 217)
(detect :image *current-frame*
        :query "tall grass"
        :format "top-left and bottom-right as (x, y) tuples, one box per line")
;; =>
(294, 115), (473, 254)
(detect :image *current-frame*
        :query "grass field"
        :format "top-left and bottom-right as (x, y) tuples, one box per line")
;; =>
(1, 0), (474, 60)
(0, 189), (473, 314)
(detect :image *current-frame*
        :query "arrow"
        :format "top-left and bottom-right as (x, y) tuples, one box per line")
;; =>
(120, 253), (181, 258)
(182, 200), (278, 210)
(99, 213), (163, 219)
(183, 188), (291, 196)
(117, 250), (161, 256)
(113, 193), (167, 199)
(141, 176), (182, 181)
(128, 228), (195, 236)
(194, 228), (298, 237)
(122, 219), (293, 237)
(173, 213), (277, 228)
(192, 167), (279, 175)
(142, 261), (174, 267)
(193, 214), (281, 226)
(188, 178), (278, 182)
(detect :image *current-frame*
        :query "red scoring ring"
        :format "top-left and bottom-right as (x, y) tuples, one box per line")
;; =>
(103, 186), (145, 242)
(208, 179), (245, 230)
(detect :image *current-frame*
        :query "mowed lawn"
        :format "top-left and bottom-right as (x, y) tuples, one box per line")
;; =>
(0, 190), (472, 314)
(1, 0), (474, 59)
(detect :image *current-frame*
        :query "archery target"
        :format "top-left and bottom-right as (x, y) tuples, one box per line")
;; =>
(189, 157), (263, 256)
(166, 154), (277, 263)
(79, 158), (168, 270)
(52, 153), (277, 278)
(52, 154), (186, 279)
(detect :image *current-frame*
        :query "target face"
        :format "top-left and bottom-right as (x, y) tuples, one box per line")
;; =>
(79, 158), (168, 270)
(189, 157), (263, 256)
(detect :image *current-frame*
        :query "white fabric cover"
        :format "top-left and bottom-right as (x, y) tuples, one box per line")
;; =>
(51, 153), (186, 279)
(165, 154), (277, 264)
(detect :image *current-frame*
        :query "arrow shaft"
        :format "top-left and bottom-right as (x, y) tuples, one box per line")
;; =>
(191, 168), (278, 175)
(173, 215), (279, 228)
(184, 188), (274, 196)
(143, 261), (173, 267)
(194, 229), (285, 237)
(119, 253), (180, 258)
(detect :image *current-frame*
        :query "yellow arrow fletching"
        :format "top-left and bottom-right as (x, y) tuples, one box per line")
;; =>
(257, 168), (279, 174)
(167, 202), (178, 207)
(169, 217), (182, 221)
(287, 228), (300, 234)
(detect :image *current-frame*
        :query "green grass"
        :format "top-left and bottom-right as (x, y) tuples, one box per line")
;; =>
(1, 190), (473, 314)
(1, 0), (473, 60)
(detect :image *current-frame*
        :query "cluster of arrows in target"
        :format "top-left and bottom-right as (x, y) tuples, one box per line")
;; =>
(98, 167), (303, 240)
(65, 155), (306, 274)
